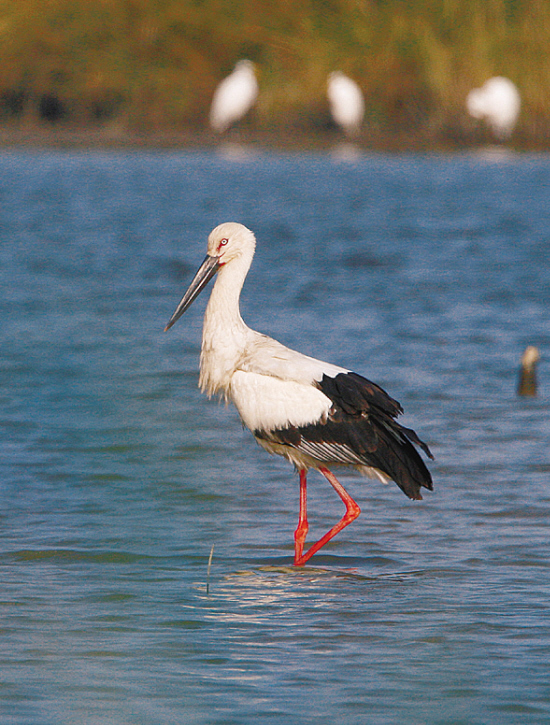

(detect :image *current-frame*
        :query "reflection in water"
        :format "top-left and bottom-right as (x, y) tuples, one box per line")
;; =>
(471, 144), (517, 161)
(330, 141), (363, 161)
(215, 142), (259, 161)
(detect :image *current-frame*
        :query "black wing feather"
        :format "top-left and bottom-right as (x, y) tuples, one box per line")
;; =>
(320, 372), (403, 418)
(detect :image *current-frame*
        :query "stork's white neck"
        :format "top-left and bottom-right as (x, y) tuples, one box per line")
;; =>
(199, 253), (252, 397)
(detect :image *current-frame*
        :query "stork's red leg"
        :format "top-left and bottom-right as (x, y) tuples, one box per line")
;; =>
(294, 466), (361, 567)
(293, 469), (309, 565)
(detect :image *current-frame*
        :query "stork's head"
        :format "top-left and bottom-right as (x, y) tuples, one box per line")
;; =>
(206, 222), (256, 266)
(164, 222), (256, 331)
(466, 87), (486, 120)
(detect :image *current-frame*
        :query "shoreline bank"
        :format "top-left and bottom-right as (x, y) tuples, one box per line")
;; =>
(0, 125), (548, 153)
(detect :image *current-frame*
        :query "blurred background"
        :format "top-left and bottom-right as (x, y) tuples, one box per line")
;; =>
(0, 0), (549, 148)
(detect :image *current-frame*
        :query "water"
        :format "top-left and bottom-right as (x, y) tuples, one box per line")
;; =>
(1, 147), (549, 724)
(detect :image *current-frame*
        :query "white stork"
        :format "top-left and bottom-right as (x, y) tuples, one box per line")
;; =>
(209, 60), (258, 133)
(165, 223), (433, 566)
(327, 72), (365, 137)
(466, 76), (521, 140)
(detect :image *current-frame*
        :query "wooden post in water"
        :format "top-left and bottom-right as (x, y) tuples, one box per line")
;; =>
(517, 346), (540, 397)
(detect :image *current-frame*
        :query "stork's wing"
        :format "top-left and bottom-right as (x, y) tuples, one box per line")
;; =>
(259, 371), (434, 500)
(318, 372), (433, 458)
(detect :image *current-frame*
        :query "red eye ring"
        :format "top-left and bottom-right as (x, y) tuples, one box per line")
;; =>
(220, 238), (228, 246)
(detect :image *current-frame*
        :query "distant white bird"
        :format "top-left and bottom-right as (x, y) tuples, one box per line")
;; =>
(209, 60), (258, 133)
(165, 222), (433, 566)
(327, 72), (365, 137)
(518, 345), (540, 397)
(466, 76), (521, 140)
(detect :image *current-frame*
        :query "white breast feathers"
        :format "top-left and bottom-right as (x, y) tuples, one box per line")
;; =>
(229, 371), (333, 433)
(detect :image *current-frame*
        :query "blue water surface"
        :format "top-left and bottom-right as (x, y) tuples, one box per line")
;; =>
(1, 147), (550, 724)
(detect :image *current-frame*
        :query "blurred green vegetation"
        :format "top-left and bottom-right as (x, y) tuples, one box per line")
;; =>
(0, 0), (549, 144)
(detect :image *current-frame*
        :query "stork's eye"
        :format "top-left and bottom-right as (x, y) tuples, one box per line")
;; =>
(220, 238), (228, 246)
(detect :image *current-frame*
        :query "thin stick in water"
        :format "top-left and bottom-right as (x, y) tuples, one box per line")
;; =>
(206, 544), (214, 595)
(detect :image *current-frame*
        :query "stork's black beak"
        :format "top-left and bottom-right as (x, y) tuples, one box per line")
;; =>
(164, 255), (220, 331)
